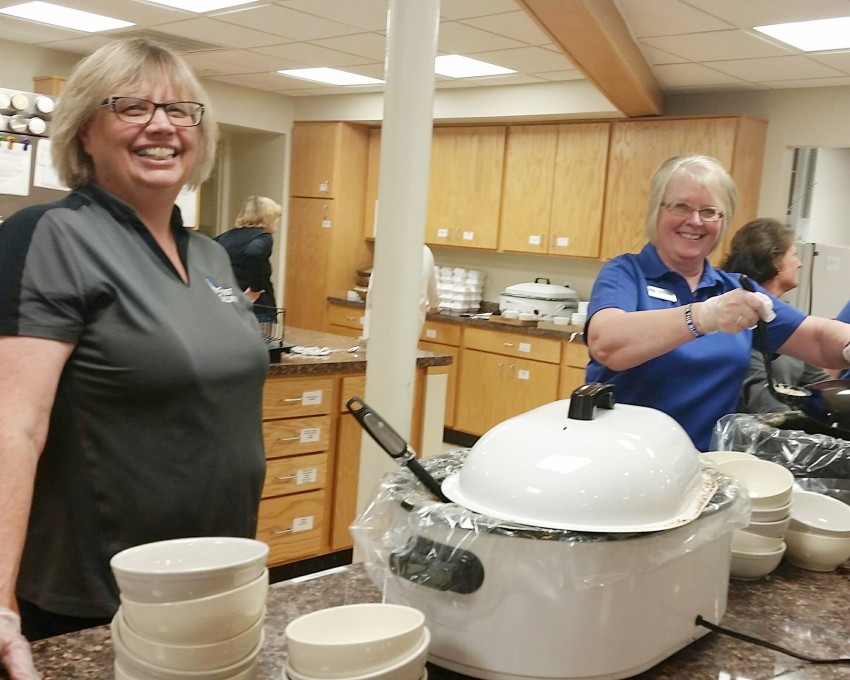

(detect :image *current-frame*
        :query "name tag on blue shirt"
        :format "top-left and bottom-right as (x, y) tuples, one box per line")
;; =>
(647, 285), (677, 302)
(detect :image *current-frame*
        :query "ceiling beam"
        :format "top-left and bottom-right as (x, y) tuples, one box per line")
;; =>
(517, 0), (664, 117)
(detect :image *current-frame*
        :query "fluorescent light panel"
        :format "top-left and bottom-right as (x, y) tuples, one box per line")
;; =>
(754, 16), (850, 52)
(0, 1), (133, 32)
(435, 54), (515, 78)
(277, 67), (383, 86)
(144, 0), (256, 12)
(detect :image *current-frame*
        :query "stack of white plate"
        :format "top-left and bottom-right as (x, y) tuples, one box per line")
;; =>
(109, 537), (269, 680)
(283, 603), (430, 680)
(436, 266), (485, 314)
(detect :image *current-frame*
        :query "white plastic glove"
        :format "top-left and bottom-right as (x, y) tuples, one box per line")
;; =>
(0, 609), (39, 680)
(695, 289), (775, 335)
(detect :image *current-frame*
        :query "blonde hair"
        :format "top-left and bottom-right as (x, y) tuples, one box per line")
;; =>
(235, 196), (283, 233)
(644, 154), (738, 251)
(51, 37), (219, 189)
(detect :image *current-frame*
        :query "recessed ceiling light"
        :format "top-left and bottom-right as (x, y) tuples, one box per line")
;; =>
(435, 55), (515, 78)
(754, 16), (850, 52)
(144, 0), (256, 11)
(277, 68), (384, 86)
(0, 1), (133, 32)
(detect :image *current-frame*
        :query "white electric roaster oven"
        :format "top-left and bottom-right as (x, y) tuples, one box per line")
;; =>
(351, 383), (751, 680)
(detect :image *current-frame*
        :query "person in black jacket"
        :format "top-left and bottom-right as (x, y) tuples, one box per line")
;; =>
(216, 195), (282, 322)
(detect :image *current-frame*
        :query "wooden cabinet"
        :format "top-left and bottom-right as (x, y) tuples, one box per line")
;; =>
(284, 122), (372, 331)
(455, 327), (561, 435)
(601, 116), (767, 262)
(331, 375), (365, 551)
(327, 302), (365, 338)
(499, 123), (610, 258)
(418, 320), (462, 428)
(559, 336), (590, 399)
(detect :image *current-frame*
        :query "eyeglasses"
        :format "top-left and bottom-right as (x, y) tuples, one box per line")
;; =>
(101, 96), (204, 127)
(661, 201), (724, 222)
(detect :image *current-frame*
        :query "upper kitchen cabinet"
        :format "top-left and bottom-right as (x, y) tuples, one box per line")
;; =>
(426, 126), (506, 250)
(499, 123), (610, 258)
(600, 116), (767, 262)
(284, 122), (372, 331)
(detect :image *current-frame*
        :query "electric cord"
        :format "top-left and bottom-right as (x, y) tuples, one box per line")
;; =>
(696, 615), (850, 664)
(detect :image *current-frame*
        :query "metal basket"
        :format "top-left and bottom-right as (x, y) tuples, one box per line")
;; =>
(254, 305), (287, 361)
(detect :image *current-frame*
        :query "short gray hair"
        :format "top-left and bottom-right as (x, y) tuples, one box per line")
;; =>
(235, 196), (282, 233)
(51, 37), (219, 189)
(644, 154), (738, 249)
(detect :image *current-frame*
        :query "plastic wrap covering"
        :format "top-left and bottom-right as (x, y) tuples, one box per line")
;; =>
(712, 412), (850, 481)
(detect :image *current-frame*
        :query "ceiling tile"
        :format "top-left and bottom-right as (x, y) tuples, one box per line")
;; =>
(212, 4), (363, 40)
(182, 48), (288, 74)
(641, 28), (795, 61)
(678, 0), (850, 28)
(149, 18), (284, 49)
(709, 55), (844, 81)
(461, 10), (553, 46)
(437, 20), (527, 54)
(472, 45), (575, 73)
(762, 76), (850, 88)
(438, 0), (520, 20)
(253, 41), (372, 68)
(311, 32), (388, 62)
(275, 0), (389, 32)
(654, 62), (746, 87)
(615, 0), (732, 38)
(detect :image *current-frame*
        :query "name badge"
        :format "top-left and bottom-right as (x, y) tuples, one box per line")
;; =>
(647, 286), (677, 302)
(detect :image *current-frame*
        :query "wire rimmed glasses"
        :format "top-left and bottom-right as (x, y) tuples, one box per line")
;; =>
(101, 96), (204, 127)
(661, 201), (724, 222)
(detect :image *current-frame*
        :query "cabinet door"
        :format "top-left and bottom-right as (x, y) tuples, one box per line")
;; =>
(257, 492), (326, 565)
(289, 123), (339, 198)
(601, 118), (737, 260)
(330, 413), (361, 551)
(419, 340), (459, 428)
(284, 197), (333, 331)
(549, 123), (610, 258)
(364, 128), (381, 239)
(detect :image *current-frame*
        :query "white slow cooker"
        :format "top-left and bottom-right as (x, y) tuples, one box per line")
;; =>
(499, 279), (578, 316)
(351, 385), (750, 680)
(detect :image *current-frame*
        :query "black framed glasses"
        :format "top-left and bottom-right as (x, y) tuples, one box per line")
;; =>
(661, 201), (725, 222)
(101, 96), (204, 127)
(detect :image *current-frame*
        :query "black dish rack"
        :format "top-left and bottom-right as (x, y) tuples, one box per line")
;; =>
(254, 305), (294, 362)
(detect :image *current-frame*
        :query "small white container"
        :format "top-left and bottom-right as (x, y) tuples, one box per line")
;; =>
(570, 312), (587, 326)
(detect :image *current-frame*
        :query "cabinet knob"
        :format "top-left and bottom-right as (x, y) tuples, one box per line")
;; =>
(274, 474), (297, 482)
(277, 435), (301, 442)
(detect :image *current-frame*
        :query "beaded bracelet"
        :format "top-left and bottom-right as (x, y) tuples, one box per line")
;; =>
(684, 303), (703, 338)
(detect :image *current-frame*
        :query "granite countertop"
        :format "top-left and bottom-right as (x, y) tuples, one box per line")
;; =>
(26, 559), (850, 679)
(267, 326), (452, 377)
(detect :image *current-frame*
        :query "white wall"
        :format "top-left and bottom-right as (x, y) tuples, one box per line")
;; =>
(808, 147), (850, 246)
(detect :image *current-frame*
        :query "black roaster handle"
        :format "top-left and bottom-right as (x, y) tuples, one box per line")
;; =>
(568, 382), (616, 420)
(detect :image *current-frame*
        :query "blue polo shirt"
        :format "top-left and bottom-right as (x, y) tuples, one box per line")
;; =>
(836, 300), (850, 380)
(586, 243), (806, 451)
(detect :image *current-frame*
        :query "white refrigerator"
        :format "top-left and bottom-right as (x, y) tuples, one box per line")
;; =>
(782, 242), (850, 317)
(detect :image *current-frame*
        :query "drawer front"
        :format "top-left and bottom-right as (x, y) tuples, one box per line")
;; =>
(327, 304), (365, 330)
(564, 339), (589, 367)
(263, 415), (331, 457)
(420, 320), (462, 346)
(262, 453), (328, 499)
(257, 492), (325, 565)
(263, 378), (334, 419)
(340, 374), (366, 411)
(464, 326), (561, 363)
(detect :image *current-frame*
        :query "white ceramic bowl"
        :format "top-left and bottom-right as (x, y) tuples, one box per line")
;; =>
(732, 529), (784, 553)
(285, 626), (430, 680)
(114, 606), (265, 671)
(789, 490), (850, 538)
(729, 543), (786, 580)
(110, 537), (269, 603)
(700, 450), (757, 466)
(285, 604), (425, 679)
(749, 501), (792, 523)
(112, 616), (263, 680)
(120, 569), (268, 645)
(745, 514), (791, 539)
(715, 459), (794, 509)
(784, 527), (850, 572)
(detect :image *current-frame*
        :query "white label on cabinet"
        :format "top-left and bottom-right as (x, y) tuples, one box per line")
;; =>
(319, 181), (329, 193)
(299, 427), (321, 443)
(462, 231), (474, 241)
(292, 516), (314, 533)
(425, 328), (437, 339)
(556, 236), (569, 247)
(517, 369), (530, 380)
(528, 234), (541, 246)
(321, 219), (332, 229)
(296, 468), (317, 484)
(301, 390), (323, 406)
(437, 228), (449, 239)
(518, 342), (532, 353)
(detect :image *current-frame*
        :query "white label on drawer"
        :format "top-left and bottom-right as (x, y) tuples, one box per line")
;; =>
(556, 236), (569, 247)
(301, 390), (322, 406)
(296, 468), (317, 484)
(517, 369), (530, 380)
(292, 516), (314, 532)
(518, 342), (532, 353)
(462, 231), (474, 241)
(437, 228), (449, 238)
(319, 181), (329, 193)
(299, 427), (320, 443)
(425, 328), (437, 339)
(321, 219), (332, 229)
(528, 234), (541, 246)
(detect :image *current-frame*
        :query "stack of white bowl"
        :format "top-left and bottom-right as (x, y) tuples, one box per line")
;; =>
(283, 603), (430, 680)
(704, 452), (793, 580)
(436, 267), (485, 314)
(109, 537), (269, 680)
(784, 489), (850, 572)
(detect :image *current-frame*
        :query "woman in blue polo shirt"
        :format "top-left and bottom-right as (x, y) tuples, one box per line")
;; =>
(585, 154), (850, 451)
